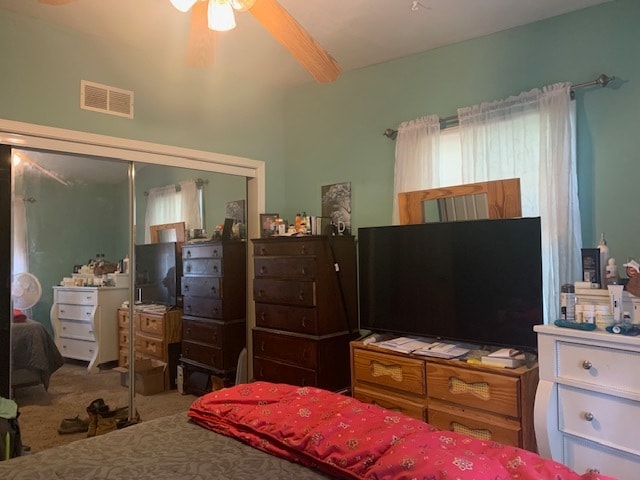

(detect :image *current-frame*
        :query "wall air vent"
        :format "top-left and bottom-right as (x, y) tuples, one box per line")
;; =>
(80, 80), (134, 119)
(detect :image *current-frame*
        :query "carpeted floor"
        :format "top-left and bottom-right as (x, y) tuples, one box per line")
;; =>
(12, 360), (198, 453)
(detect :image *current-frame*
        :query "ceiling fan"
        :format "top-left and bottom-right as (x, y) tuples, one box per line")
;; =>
(37, 0), (341, 83)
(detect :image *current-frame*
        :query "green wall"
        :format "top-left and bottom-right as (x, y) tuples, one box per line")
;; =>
(2, 0), (640, 274)
(283, 0), (640, 266)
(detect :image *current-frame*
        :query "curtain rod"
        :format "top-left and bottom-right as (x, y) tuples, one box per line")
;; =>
(383, 73), (615, 140)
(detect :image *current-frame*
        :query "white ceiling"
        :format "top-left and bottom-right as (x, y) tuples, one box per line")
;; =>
(0, 0), (612, 88)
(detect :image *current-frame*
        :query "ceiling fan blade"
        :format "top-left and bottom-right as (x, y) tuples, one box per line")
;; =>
(248, 0), (341, 83)
(185, 0), (217, 67)
(37, 0), (79, 5)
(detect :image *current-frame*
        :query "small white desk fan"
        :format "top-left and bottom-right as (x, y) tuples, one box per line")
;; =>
(11, 272), (42, 311)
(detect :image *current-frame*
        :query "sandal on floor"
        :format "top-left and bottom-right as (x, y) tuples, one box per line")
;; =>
(58, 415), (90, 434)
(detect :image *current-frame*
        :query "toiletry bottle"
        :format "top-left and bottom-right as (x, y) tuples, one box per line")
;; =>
(598, 233), (609, 288)
(606, 257), (619, 285)
(560, 283), (575, 321)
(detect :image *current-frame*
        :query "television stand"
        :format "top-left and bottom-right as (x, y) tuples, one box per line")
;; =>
(350, 340), (539, 451)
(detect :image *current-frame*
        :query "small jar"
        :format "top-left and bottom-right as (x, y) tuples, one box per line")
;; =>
(595, 304), (614, 328)
(583, 304), (596, 324)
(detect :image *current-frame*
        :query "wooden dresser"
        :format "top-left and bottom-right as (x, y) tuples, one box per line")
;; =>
(117, 306), (182, 390)
(251, 236), (358, 392)
(52, 286), (128, 373)
(350, 341), (539, 451)
(535, 324), (640, 478)
(180, 240), (247, 395)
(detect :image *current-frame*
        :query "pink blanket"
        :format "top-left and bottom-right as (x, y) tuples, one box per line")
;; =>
(189, 382), (616, 480)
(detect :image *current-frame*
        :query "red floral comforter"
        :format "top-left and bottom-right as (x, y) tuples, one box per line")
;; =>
(188, 381), (616, 480)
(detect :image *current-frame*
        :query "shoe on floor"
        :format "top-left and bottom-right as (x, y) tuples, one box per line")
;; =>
(58, 415), (90, 434)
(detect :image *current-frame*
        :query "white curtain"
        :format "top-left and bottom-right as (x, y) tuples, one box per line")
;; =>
(391, 115), (441, 225)
(393, 83), (581, 323)
(144, 180), (201, 243)
(12, 195), (28, 275)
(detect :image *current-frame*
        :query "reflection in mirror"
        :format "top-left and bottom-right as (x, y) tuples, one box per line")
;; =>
(423, 193), (489, 223)
(10, 148), (247, 451)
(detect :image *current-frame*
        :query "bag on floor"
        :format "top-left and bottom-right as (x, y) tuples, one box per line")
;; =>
(0, 397), (22, 460)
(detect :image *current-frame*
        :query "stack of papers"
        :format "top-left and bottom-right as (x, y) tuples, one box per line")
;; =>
(376, 337), (470, 359)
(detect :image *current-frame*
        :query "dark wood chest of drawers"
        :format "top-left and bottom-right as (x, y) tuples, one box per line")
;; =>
(180, 240), (246, 395)
(251, 236), (358, 391)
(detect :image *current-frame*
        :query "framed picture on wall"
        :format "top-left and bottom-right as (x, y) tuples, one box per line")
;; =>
(260, 213), (279, 238)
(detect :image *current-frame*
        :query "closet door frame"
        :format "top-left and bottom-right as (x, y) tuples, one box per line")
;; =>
(0, 118), (265, 398)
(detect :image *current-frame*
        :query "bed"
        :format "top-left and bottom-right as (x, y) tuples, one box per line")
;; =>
(0, 382), (617, 480)
(11, 318), (64, 392)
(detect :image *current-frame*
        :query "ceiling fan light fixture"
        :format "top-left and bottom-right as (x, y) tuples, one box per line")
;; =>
(208, 0), (236, 32)
(170, 0), (198, 13)
(230, 0), (256, 12)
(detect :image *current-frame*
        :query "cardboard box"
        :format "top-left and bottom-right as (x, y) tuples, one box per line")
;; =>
(114, 358), (166, 396)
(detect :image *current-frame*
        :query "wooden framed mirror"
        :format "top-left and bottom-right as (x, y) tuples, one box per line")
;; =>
(397, 178), (522, 225)
(149, 222), (186, 244)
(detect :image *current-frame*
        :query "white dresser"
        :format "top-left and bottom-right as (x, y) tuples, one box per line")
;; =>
(51, 286), (128, 373)
(534, 324), (640, 480)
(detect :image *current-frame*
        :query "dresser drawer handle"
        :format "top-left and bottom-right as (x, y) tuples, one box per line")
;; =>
(301, 316), (307, 328)
(184, 284), (190, 291)
(212, 249), (219, 256)
(261, 341), (265, 352)
(298, 291), (305, 300)
(85, 312), (92, 317)
(260, 247), (267, 255)
(302, 348), (307, 360)
(300, 246), (307, 255)
(584, 412), (595, 422)
(258, 290), (265, 298)
(60, 309), (66, 314)
(185, 305), (192, 313)
(185, 263), (192, 273)
(582, 360), (593, 370)
(300, 267), (307, 275)
(260, 266), (267, 274)
(186, 327), (191, 335)
(186, 250), (192, 258)
(210, 286), (217, 294)
(260, 312), (267, 321)
(212, 265), (219, 273)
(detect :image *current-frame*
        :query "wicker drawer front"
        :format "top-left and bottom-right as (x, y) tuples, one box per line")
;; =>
(427, 363), (520, 417)
(138, 313), (165, 336)
(118, 310), (130, 328)
(255, 303), (319, 335)
(183, 243), (224, 259)
(253, 356), (318, 387)
(254, 257), (317, 279)
(135, 333), (166, 360)
(182, 276), (221, 298)
(253, 278), (316, 307)
(353, 386), (426, 421)
(182, 341), (223, 370)
(183, 258), (223, 276)
(352, 347), (426, 397)
(428, 399), (521, 447)
(183, 319), (223, 347)
(254, 240), (323, 257)
(183, 297), (223, 319)
(253, 330), (318, 369)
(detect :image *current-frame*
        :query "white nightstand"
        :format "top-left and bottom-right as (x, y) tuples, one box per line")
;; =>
(534, 324), (640, 479)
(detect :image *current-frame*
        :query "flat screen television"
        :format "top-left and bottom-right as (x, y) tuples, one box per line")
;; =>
(358, 217), (543, 352)
(134, 242), (181, 307)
